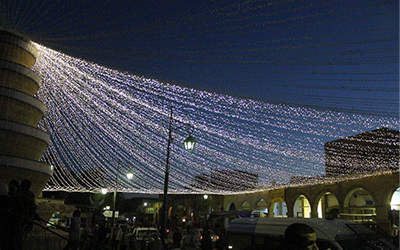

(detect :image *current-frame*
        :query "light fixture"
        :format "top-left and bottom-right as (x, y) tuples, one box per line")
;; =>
(184, 135), (196, 152)
(203, 194), (208, 200)
(101, 188), (108, 194)
(127, 172), (134, 180)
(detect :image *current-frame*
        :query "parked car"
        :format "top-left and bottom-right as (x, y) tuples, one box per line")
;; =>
(132, 227), (160, 240)
(224, 217), (398, 250)
(128, 227), (160, 250)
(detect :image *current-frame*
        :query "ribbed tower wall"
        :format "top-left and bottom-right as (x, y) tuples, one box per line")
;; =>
(0, 30), (53, 195)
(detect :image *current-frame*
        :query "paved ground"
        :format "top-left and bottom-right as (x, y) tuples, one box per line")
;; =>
(23, 226), (69, 250)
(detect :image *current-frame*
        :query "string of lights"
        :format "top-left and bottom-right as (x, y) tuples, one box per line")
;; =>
(0, 0), (398, 193)
(31, 44), (398, 194)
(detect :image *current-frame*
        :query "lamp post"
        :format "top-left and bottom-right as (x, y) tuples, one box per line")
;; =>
(108, 163), (134, 242)
(203, 194), (210, 227)
(160, 106), (196, 245)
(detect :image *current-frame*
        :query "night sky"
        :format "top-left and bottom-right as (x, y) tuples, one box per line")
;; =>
(1, 0), (398, 116)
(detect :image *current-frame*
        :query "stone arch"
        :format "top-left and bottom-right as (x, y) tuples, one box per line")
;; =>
(228, 202), (237, 211)
(293, 194), (312, 218)
(389, 187), (400, 210)
(388, 187), (400, 236)
(344, 187), (375, 207)
(383, 183), (400, 209)
(269, 199), (287, 218)
(343, 187), (376, 223)
(344, 185), (376, 206)
(255, 198), (268, 210)
(241, 200), (251, 210)
(315, 192), (340, 219)
(313, 188), (340, 206)
(253, 198), (269, 217)
(285, 192), (311, 217)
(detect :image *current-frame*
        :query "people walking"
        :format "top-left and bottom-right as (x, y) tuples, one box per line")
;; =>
(181, 227), (200, 250)
(0, 183), (12, 249)
(172, 227), (182, 249)
(9, 179), (37, 250)
(8, 180), (19, 198)
(6, 180), (21, 249)
(116, 225), (128, 250)
(63, 209), (82, 250)
(18, 179), (37, 237)
(149, 232), (163, 250)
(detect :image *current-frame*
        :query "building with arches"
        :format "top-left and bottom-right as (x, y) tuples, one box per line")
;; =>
(222, 128), (399, 235)
(222, 172), (398, 235)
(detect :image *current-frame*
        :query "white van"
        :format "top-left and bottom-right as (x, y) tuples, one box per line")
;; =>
(224, 218), (398, 250)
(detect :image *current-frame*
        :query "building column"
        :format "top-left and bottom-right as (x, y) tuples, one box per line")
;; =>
(310, 201), (319, 218)
(375, 204), (391, 234)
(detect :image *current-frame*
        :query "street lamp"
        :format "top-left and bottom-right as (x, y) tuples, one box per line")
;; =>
(184, 135), (196, 152)
(204, 194), (210, 226)
(127, 171), (134, 180)
(160, 106), (196, 244)
(108, 163), (134, 242)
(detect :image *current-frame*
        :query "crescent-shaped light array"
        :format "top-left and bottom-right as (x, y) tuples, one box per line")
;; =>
(33, 44), (398, 194)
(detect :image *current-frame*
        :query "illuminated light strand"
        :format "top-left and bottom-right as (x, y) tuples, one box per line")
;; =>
(1, 0), (395, 193)
(29, 44), (398, 194)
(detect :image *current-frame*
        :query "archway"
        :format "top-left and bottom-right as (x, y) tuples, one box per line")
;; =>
(241, 201), (251, 210)
(253, 199), (268, 217)
(390, 187), (400, 236)
(270, 198), (287, 218)
(343, 188), (376, 223)
(293, 195), (311, 218)
(391, 187), (400, 210)
(317, 192), (339, 219)
(228, 202), (236, 211)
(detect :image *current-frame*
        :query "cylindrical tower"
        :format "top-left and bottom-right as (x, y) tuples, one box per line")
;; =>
(0, 30), (53, 195)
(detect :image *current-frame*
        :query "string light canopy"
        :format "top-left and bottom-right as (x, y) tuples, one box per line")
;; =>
(1, 0), (397, 194)
(30, 44), (398, 194)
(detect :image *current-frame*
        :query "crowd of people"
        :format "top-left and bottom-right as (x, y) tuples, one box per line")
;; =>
(79, 223), (218, 250)
(0, 179), (39, 250)
(0, 181), (322, 250)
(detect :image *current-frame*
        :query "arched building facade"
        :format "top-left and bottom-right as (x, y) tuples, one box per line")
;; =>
(223, 172), (399, 235)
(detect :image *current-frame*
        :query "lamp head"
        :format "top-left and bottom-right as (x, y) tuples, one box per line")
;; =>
(126, 172), (134, 180)
(184, 135), (196, 152)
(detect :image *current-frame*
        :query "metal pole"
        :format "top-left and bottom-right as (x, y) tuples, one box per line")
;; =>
(110, 162), (120, 242)
(160, 106), (173, 245)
